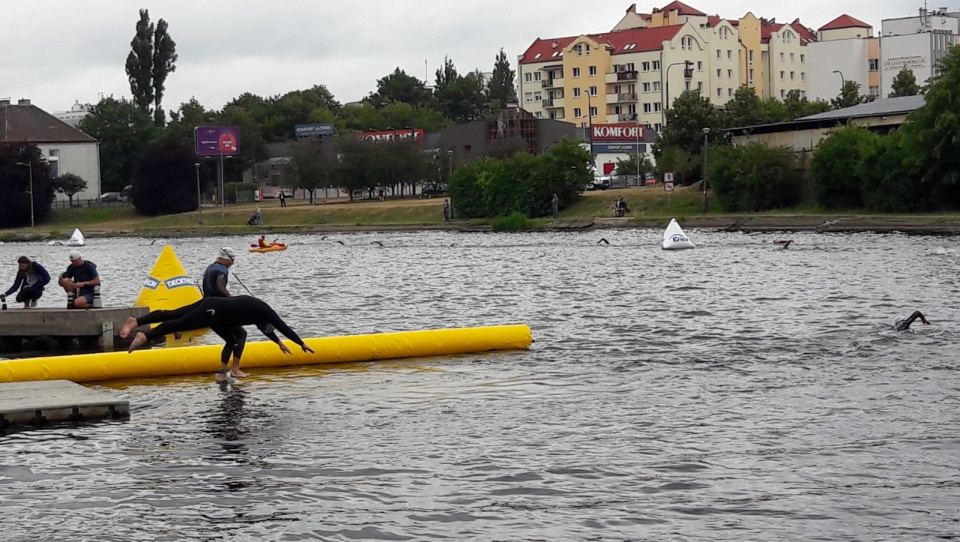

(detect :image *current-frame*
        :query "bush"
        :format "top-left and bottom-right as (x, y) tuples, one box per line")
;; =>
(708, 142), (802, 212)
(809, 125), (878, 209)
(491, 212), (540, 231)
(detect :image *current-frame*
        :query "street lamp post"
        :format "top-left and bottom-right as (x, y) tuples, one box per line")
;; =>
(702, 127), (710, 214)
(447, 149), (454, 219)
(585, 88), (594, 159)
(195, 163), (203, 224)
(15, 161), (34, 228)
(832, 70), (846, 101)
(219, 150), (225, 221)
(663, 60), (694, 128)
(635, 120), (641, 187)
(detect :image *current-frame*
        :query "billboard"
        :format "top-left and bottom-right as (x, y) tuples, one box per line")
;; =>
(295, 123), (337, 138)
(357, 128), (424, 142)
(591, 124), (652, 141)
(195, 126), (240, 156)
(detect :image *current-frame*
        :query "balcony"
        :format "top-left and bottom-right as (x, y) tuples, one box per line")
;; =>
(618, 113), (638, 122)
(541, 77), (563, 88)
(543, 98), (564, 109)
(616, 70), (638, 81)
(612, 92), (638, 102)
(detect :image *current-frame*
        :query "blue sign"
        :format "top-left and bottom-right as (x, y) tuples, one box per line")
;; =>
(593, 143), (646, 153)
(295, 123), (336, 138)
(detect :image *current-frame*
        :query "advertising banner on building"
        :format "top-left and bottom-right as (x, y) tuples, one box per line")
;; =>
(295, 123), (337, 138)
(195, 126), (241, 156)
(357, 128), (424, 143)
(591, 124), (651, 142)
(593, 143), (647, 153)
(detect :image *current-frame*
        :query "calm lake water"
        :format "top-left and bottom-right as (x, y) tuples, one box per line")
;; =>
(1, 230), (959, 541)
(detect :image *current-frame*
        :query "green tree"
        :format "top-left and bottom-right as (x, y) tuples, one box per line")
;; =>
(723, 86), (765, 128)
(125, 10), (154, 115)
(124, 9), (177, 125)
(52, 173), (88, 208)
(655, 146), (698, 186)
(367, 68), (434, 109)
(0, 143), (55, 227)
(903, 45), (960, 209)
(434, 58), (487, 121)
(708, 143), (802, 212)
(859, 129), (923, 211)
(151, 17), (178, 125)
(130, 139), (198, 215)
(79, 96), (159, 193)
(655, 89), (723, 159)
(888, 68), (921, 98)
(831, 80), (869, 109)
(614, 152), (654, 181)
(487, 49), (518, 109)
(808, 125), (878, 209)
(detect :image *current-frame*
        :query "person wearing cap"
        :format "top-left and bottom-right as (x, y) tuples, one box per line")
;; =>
(59, 251), (100, 309)
(2, 256), (51, 308)
(120, 295), (315, 382)
(202, 247), (236, 298)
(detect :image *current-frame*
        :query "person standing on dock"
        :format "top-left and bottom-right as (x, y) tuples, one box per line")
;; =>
(120, 295), (315, 382)
(58, 251), (100, 309)
(2, 256), (51, 308)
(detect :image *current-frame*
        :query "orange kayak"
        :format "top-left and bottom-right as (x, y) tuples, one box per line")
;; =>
(248, 243), (287, 253)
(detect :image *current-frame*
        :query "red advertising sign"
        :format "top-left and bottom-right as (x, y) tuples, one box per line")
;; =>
(591, 124), (645, 141)
(357, 128), (424, 142)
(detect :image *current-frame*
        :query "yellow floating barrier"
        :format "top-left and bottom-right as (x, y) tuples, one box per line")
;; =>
(0, 325), (533, 383)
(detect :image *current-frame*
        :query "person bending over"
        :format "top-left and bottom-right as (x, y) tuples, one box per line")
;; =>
(3, 256), (51, 308)
(121, 295), (315, 382)
(893, 311), (930, 332)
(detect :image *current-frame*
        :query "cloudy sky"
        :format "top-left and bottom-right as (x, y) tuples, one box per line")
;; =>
(2, 0), (918, 116)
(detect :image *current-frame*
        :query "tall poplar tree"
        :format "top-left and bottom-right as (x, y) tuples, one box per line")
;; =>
(487, 48), (517, 109)
(125, 9), (178, 125)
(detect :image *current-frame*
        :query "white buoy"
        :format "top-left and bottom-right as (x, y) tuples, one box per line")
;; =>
(662, 218), (695, 250)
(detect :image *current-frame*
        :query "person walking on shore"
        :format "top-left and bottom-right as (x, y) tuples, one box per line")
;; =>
(442, 199), (451, 222)
(551, 193), (560, 219)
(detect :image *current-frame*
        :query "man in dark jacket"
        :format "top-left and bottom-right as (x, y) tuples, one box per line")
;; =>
(2, 256), (51, 308)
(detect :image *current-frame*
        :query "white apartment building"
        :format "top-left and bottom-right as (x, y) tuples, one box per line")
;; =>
(807, 15), (877, 102)
(880, 8), (960, 94)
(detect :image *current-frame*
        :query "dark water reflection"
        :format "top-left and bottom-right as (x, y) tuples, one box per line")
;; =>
(1, 230), (959, 540)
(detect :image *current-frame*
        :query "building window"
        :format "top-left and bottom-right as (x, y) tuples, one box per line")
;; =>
(780, 70), (785, 80)
(780, 89), (785, 98)
(780, 53), (785, 62)
(573, 88), (581, 98)
(717, 87), (722, 97)
(642, 82), (651, 92)
(642, 61), (650, 71)
(728, 88), (733, 97)
(652, 81), (661, 91)
(790, 71), (795, 80)
(716, 49), (721, 59)
(749, 68), (754, 83)
(869, 86), (880, 96)
(572, 67), (581, 78)
(574, 107), (582, 118)
(589, 66), (597, 76)
(524, 92), (533, 102)
(653, 103), (661, 112)
(717, 68), (722, 78)
(790, 53), (795, 63)
(748, 50), (754, 65)
(589, 106), (597, 117)
(697, 61), (703, 71)
(534, 92), (541, 102)
(588, 86), (597, 96)
(727, 50), (732, 60)
(800, 54), (806, 63)
(697, 81), (703, 91)
(534, 72), (541, 81)
(869, 59), (879, 71)
(628, 104), (637, 114)
(652, 60), (660, 70)
(727, 69), (733, 78)
(801, 72), (806, 81)
(524, 73), (532, 82)
(643, 103), (652, 113)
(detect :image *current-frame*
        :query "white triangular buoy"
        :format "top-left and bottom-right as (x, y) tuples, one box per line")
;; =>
(65, 228), (85, 246)
(662, 218), (695, 250)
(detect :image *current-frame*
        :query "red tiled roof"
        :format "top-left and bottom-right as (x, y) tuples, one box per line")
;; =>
(0, 104), (96, 144)
(519, 25), (685, 64)
(760, 21), (785, 42)
(660, 1), (706, 16)
(790, 19), (818, 44)
(819, 14), (871, 31)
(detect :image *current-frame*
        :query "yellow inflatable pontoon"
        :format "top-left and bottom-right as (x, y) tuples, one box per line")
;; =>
(0, 325), (533, 383)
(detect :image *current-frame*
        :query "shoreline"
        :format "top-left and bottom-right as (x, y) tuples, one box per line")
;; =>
(4, 214), (960, 242)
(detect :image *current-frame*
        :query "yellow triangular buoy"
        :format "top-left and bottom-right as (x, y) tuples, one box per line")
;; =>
(134, 245), (203, 310)
(133, 246), (208, 346)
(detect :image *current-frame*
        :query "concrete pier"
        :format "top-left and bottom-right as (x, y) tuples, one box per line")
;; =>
(0, 380), (129, 434)
(0, 306), (148, 352)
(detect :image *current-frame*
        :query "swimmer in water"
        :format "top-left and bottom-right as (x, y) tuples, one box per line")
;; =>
(893, 311), (930, 332)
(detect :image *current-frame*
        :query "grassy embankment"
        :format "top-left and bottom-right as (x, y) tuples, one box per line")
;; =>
(6, 185), (960, 239)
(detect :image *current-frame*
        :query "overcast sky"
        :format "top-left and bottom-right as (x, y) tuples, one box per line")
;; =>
(1, 0), (921, 116)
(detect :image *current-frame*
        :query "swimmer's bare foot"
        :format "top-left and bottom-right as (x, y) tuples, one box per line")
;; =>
(119, 317), (138, 339)
(215, 370), (234, 384)
(127, 332), (148, 353)
(230, 368), (249, 379)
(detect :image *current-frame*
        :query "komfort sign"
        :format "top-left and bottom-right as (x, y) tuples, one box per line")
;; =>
(195, 126), (241, 156)
(357, 128), (424, 142)
(591, 123), (647, 141)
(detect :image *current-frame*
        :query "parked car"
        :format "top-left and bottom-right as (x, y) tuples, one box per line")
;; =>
(99, 192), (122, 202)
(592, 176), (611, 190)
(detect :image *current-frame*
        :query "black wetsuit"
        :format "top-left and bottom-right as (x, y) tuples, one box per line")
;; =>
(134, 296), (306, 363)
(893, 311), (926, 332)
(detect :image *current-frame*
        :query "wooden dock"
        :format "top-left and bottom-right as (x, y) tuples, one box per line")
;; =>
(0, 306), (148, 352)
(0, 380), (129, 434)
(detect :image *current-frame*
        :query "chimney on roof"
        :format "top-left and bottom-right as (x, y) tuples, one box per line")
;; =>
(17, 98), (30, 106)
(627, 3), (636, 13)
(0, 98), (10, 108)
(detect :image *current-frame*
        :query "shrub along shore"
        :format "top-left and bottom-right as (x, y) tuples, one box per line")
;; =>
(3, 186), (960, 242)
